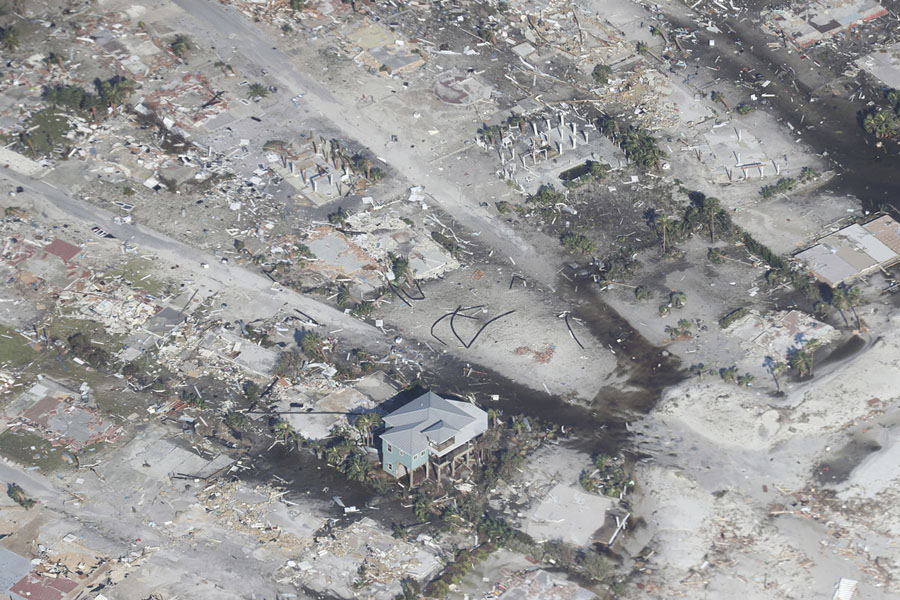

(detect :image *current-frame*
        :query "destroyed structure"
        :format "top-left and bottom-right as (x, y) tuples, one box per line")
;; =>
(796, 214), (900, 287)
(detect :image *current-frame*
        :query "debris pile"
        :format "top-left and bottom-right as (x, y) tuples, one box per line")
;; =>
(283, 517), (441, 599)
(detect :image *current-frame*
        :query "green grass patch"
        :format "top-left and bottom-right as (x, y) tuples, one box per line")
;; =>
(0, 325), (38, 368)
(43, 316), (122, 348)
(16, 109), (71, 157)
(105, 258), (171, 297)
(0, 429), (74, 472)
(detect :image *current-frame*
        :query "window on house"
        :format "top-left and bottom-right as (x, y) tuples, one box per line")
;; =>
(387, 444), (393, 453)
(387, 463), (393, 472)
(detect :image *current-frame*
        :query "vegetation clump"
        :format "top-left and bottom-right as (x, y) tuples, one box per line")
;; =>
(526, 184), (565, 207)
(861, 88), (900, 140)
(224, 411), (249, 430)
(665, 318), (693, 340)
(44, 77), (135, 115)
(7, 483), (34, 509)
(564, 160), (610, 189)
(760, 177), (796, 199)
(718, 307), (749, 329)
(169, 34), (192, 59)
(634, 285), (654, 301)
(431, 231), (459, 257)
(604, 249), (642, 281)
(560, 231), (595, 254)
(597, 116), (665, 168)
(742, 232), (788, 272)
(1, 26), (20, 51)
(66, 333), (110, 369)
(274, 349), (305, 378)
(248, 83), (269, 99)
(328, 206), (348, 227)
(579, 453), (632, 498)
(707, 247), (725, 264)
(591, 64), (612, 84)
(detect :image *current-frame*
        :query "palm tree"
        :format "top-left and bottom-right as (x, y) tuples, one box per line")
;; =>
(791, 339), (818, 379)
(655, 214), (671, 253)
(701, 196), (721, 242)
(689, 363), (705, 380)
(306, 438), (324, 459)
(707, 247), (725, 264)
(98, 77), (135, 108)
(328, 207), (348, 227)
(669, 291), (687, 309)
(634, 286), (654, 301)
(352, 154), (372, 179)
(737, 373), (754, 387)
(301, 331), (325, 359)
(0, 26), (20, 51)
(336, 286), (352, 308)
(355, 412), (381, 447)
(413, 494), (434, 521)
(845, 286), (863, 329)
(830, 287), (849, 327)
(719, 365), (738, 384)
(390, 253), (411, 284)
(710, 90), (730, 111)
(170, 34), (191, 59)
(789, 349), (812, 378)
(324, 444), (346, 465)
(769, 360), (787, 392)
(224, 411), (248, 430)
(248, 83), (269, 100)
(344, 453), (370, 481)
(273, 420), (297, 444)
(863, 111), (900, 139)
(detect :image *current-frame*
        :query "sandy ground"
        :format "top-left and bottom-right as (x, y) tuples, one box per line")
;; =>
(623, 313), (900, 599)
(3, 0), (900, 598)
(0, 435), (311, 600)
(383, 265), (623, 403)
(488, 444), (612, 546)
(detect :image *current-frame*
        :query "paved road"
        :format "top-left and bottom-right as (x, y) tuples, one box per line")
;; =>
(0, 166), (379, 339)
(172, 0), (555, 283)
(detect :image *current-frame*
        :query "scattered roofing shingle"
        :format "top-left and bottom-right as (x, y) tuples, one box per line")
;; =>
(43, 239), (81, 263)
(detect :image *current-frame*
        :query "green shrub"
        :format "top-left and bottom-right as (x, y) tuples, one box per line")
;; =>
(7, 483), (34, 509)
(527, 184), (565, 207)
(634, 285), (653, 301)
(718, 307), (749, 329)
(560, 232), (596, 254)
(591, 64), (612, 84)
(760, 177), (796, 199)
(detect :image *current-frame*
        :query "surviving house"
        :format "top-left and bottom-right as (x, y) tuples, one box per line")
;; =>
(381, 391), (488, 485)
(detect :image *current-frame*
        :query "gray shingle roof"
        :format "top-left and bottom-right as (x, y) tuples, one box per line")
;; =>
(381, 391), (487, 456)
